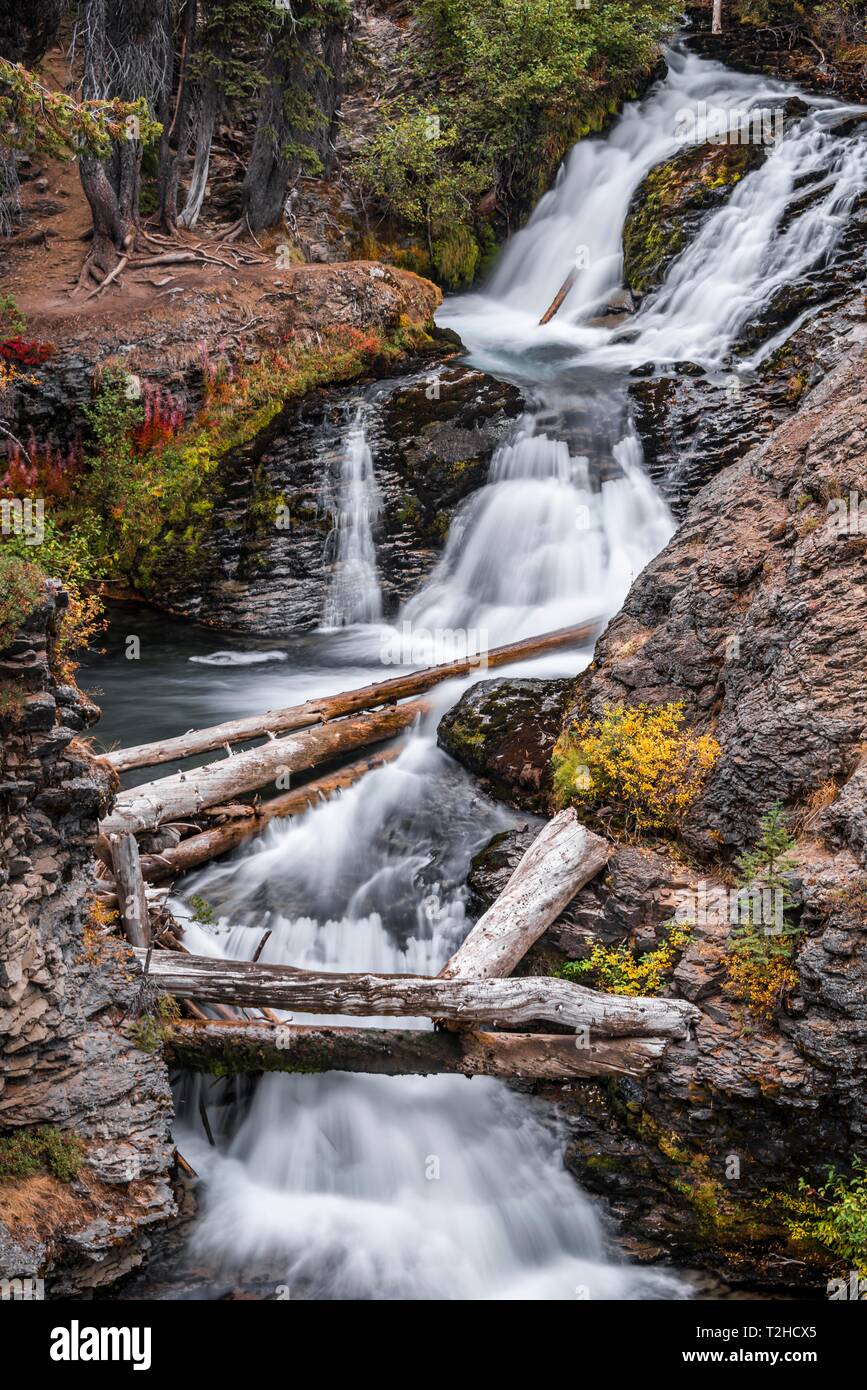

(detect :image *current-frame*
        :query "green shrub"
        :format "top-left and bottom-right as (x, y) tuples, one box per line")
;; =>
(355, 0), (680, 284)
(0, 551), (44, 650)
(771, 1161), (867, 1277)
(559, 918), (693, 996)
(723, 803), (802, 1023)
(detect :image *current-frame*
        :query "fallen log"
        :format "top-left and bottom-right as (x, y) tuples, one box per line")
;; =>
(441, 808), (609, 982)
(100, 700), (425, 835)
(162, 1020), (668, 1081)
(110, 833), (150, 947)
(138, 747), (400, 882)
(106, 619), (602, 774)
(131, 948), (697, 1038)
(539, 268), (577, 325)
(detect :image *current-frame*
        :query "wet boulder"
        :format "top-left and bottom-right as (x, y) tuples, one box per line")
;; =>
(437, 677), (573, 813)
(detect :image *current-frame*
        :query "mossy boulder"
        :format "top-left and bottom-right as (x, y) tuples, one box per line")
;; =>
(437, 677), (572, 812)
(622, 140), (767, 298)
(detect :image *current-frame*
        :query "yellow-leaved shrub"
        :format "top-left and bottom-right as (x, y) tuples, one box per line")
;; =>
(552, 701), (719, 834)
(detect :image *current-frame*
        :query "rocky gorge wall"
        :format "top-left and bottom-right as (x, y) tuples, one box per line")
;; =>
(0, 584), (176, 1296)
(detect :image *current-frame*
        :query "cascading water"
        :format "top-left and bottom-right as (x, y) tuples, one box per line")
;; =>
(149, 46), (866, 1300)
(175, 734), (685, 1300)
(440, 47), (867, 373)
(322, 409), (383, 627)
(403, 412), (673, 646)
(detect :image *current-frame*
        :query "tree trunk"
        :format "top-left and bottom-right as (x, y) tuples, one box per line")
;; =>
(156, 0), (197, 232)
(77, 0), (173, 280)
(441, 809), (610, 982)
(162, 1020), (669, 1081)
(712, 0), (723, 34)
(100, 699), (426, 834)
(177, 0), (235, 229)
(177, 79), (218, 229)
(106, 620), (600, 774)
(241, 7), (350, 233)
(131, 948), (698, 1037)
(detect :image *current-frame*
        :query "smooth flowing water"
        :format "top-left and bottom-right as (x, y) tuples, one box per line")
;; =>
(322, 408), (383, 628)
(88, 45), (866, 1300)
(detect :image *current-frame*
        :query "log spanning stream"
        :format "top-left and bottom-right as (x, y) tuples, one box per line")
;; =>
(85, 47), (867, 1299)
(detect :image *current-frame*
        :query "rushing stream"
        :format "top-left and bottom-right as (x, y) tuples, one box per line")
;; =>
(86, 44), (866, 1299)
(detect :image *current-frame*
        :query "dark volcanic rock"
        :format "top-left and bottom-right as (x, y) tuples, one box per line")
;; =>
(138, 363), (523, 634)
(0, 584), (176, 1295)
(437, 677), (572, 813)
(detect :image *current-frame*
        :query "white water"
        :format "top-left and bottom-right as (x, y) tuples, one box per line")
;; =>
(170, 47), (864, 1300)
(441, 48), (867, 375)
(178, 735), (684, 1300)
(404, 419), (672, 646)
(322, 410), (383, 627)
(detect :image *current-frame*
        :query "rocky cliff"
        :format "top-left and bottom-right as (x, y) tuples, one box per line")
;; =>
(0, 584), (175, 1296)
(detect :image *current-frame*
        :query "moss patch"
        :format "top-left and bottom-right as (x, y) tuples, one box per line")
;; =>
(0, 1126), (85, 1184)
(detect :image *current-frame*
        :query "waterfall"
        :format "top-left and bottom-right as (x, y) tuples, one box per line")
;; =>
(165, 46), (865, 1301)
(322, 410), (383, 627)
(403, 413), (673, 647)
(440, 47), (867, 373)
(177, 739), (684, 1301)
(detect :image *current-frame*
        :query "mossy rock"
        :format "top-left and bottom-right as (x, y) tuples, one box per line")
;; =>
(437, 676), (573, 812)
(622, 140), (768, 298)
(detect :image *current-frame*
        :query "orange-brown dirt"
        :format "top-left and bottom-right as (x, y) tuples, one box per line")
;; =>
(1, 127), (440, 376)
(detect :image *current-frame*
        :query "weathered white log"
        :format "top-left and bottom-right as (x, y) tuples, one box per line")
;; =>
(137, 747), (401, 882)
(105, 620), (601, 774)
(109, 833), (150, 947)
(131, 948), (697, 1037)
(100, 700), (425, 835)
(162, 1020), (668, 1080)
(441, 808), (610, 982)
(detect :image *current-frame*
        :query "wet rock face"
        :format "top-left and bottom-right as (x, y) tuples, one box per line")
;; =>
(437, 677), (572, 814)
(143, 362), (524, 635)
(371, 367), (525, 611)
(631, 295), (867, 517)
(0, 586), (176, 1295)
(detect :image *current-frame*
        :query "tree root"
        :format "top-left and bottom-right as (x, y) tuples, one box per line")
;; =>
(72, 228), (268, 298)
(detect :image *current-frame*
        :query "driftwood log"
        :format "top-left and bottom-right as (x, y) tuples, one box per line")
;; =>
(106, 620), (601, 775)
(441, 808), (609, 981)
(539, 268), (578, 325)
(101, 700), (426, 835)
(162, 1020), (669, 1081)
(132, 949), (698, 1038)
(110, 833), (150, 947)
(137, 748), (400, 882)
